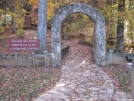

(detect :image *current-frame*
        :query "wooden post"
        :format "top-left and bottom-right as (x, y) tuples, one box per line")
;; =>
(132, 60), (134, 99)
(15, 51), (17, 67)
(32, 51), (35, 67)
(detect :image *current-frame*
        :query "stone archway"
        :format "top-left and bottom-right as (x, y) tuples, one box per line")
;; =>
(51, 3), (106, 67)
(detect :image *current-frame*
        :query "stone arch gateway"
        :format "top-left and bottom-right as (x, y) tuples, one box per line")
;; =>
(51, 3), (106, 67)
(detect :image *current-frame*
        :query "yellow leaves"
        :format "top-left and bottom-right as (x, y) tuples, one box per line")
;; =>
(29, 0), (38, 5)
(0, 9), (4, 14)
(47, 1), (58, 20)
(28, 0), (61, 20)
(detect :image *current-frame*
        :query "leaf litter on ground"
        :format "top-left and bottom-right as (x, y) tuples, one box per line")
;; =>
(0, 66), (61, 101)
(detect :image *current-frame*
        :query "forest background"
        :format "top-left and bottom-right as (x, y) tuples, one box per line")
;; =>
(0, 0), (134, 53)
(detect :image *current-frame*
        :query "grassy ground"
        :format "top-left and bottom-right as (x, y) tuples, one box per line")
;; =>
(0, 66), (61, 101)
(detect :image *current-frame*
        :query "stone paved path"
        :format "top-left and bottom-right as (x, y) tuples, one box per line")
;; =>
(35, 40), (114, 101)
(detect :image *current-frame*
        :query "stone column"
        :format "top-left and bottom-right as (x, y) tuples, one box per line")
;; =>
(109, 48), (113, 64)
(38, 0), (47, 53)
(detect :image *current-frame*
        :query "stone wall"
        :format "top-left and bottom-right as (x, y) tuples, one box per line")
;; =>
(51, 3), (106, 67)
(106, 53), (134, 65)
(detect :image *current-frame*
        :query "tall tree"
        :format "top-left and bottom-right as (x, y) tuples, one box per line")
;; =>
(116, 0), (125, 52)
(11, 0), (16, 33)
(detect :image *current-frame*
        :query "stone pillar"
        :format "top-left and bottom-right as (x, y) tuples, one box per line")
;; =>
(38, 0), (47, 53)
(109, 48), (113, 64)
(132, 60), (134, 99)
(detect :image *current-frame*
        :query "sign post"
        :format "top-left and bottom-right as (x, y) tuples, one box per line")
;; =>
(9, 39), (40, 66)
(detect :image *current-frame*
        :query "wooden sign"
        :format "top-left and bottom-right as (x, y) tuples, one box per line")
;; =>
(9, 39), (40, 51)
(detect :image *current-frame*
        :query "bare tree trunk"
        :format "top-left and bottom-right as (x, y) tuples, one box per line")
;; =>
(93, 0), (98, 7)
(12, 17), (16, 33)
(116, 0), (125, 52)
(12, 1), (17, 33)
(3, 0), (6, 26)
(116, 19), (124, 52)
